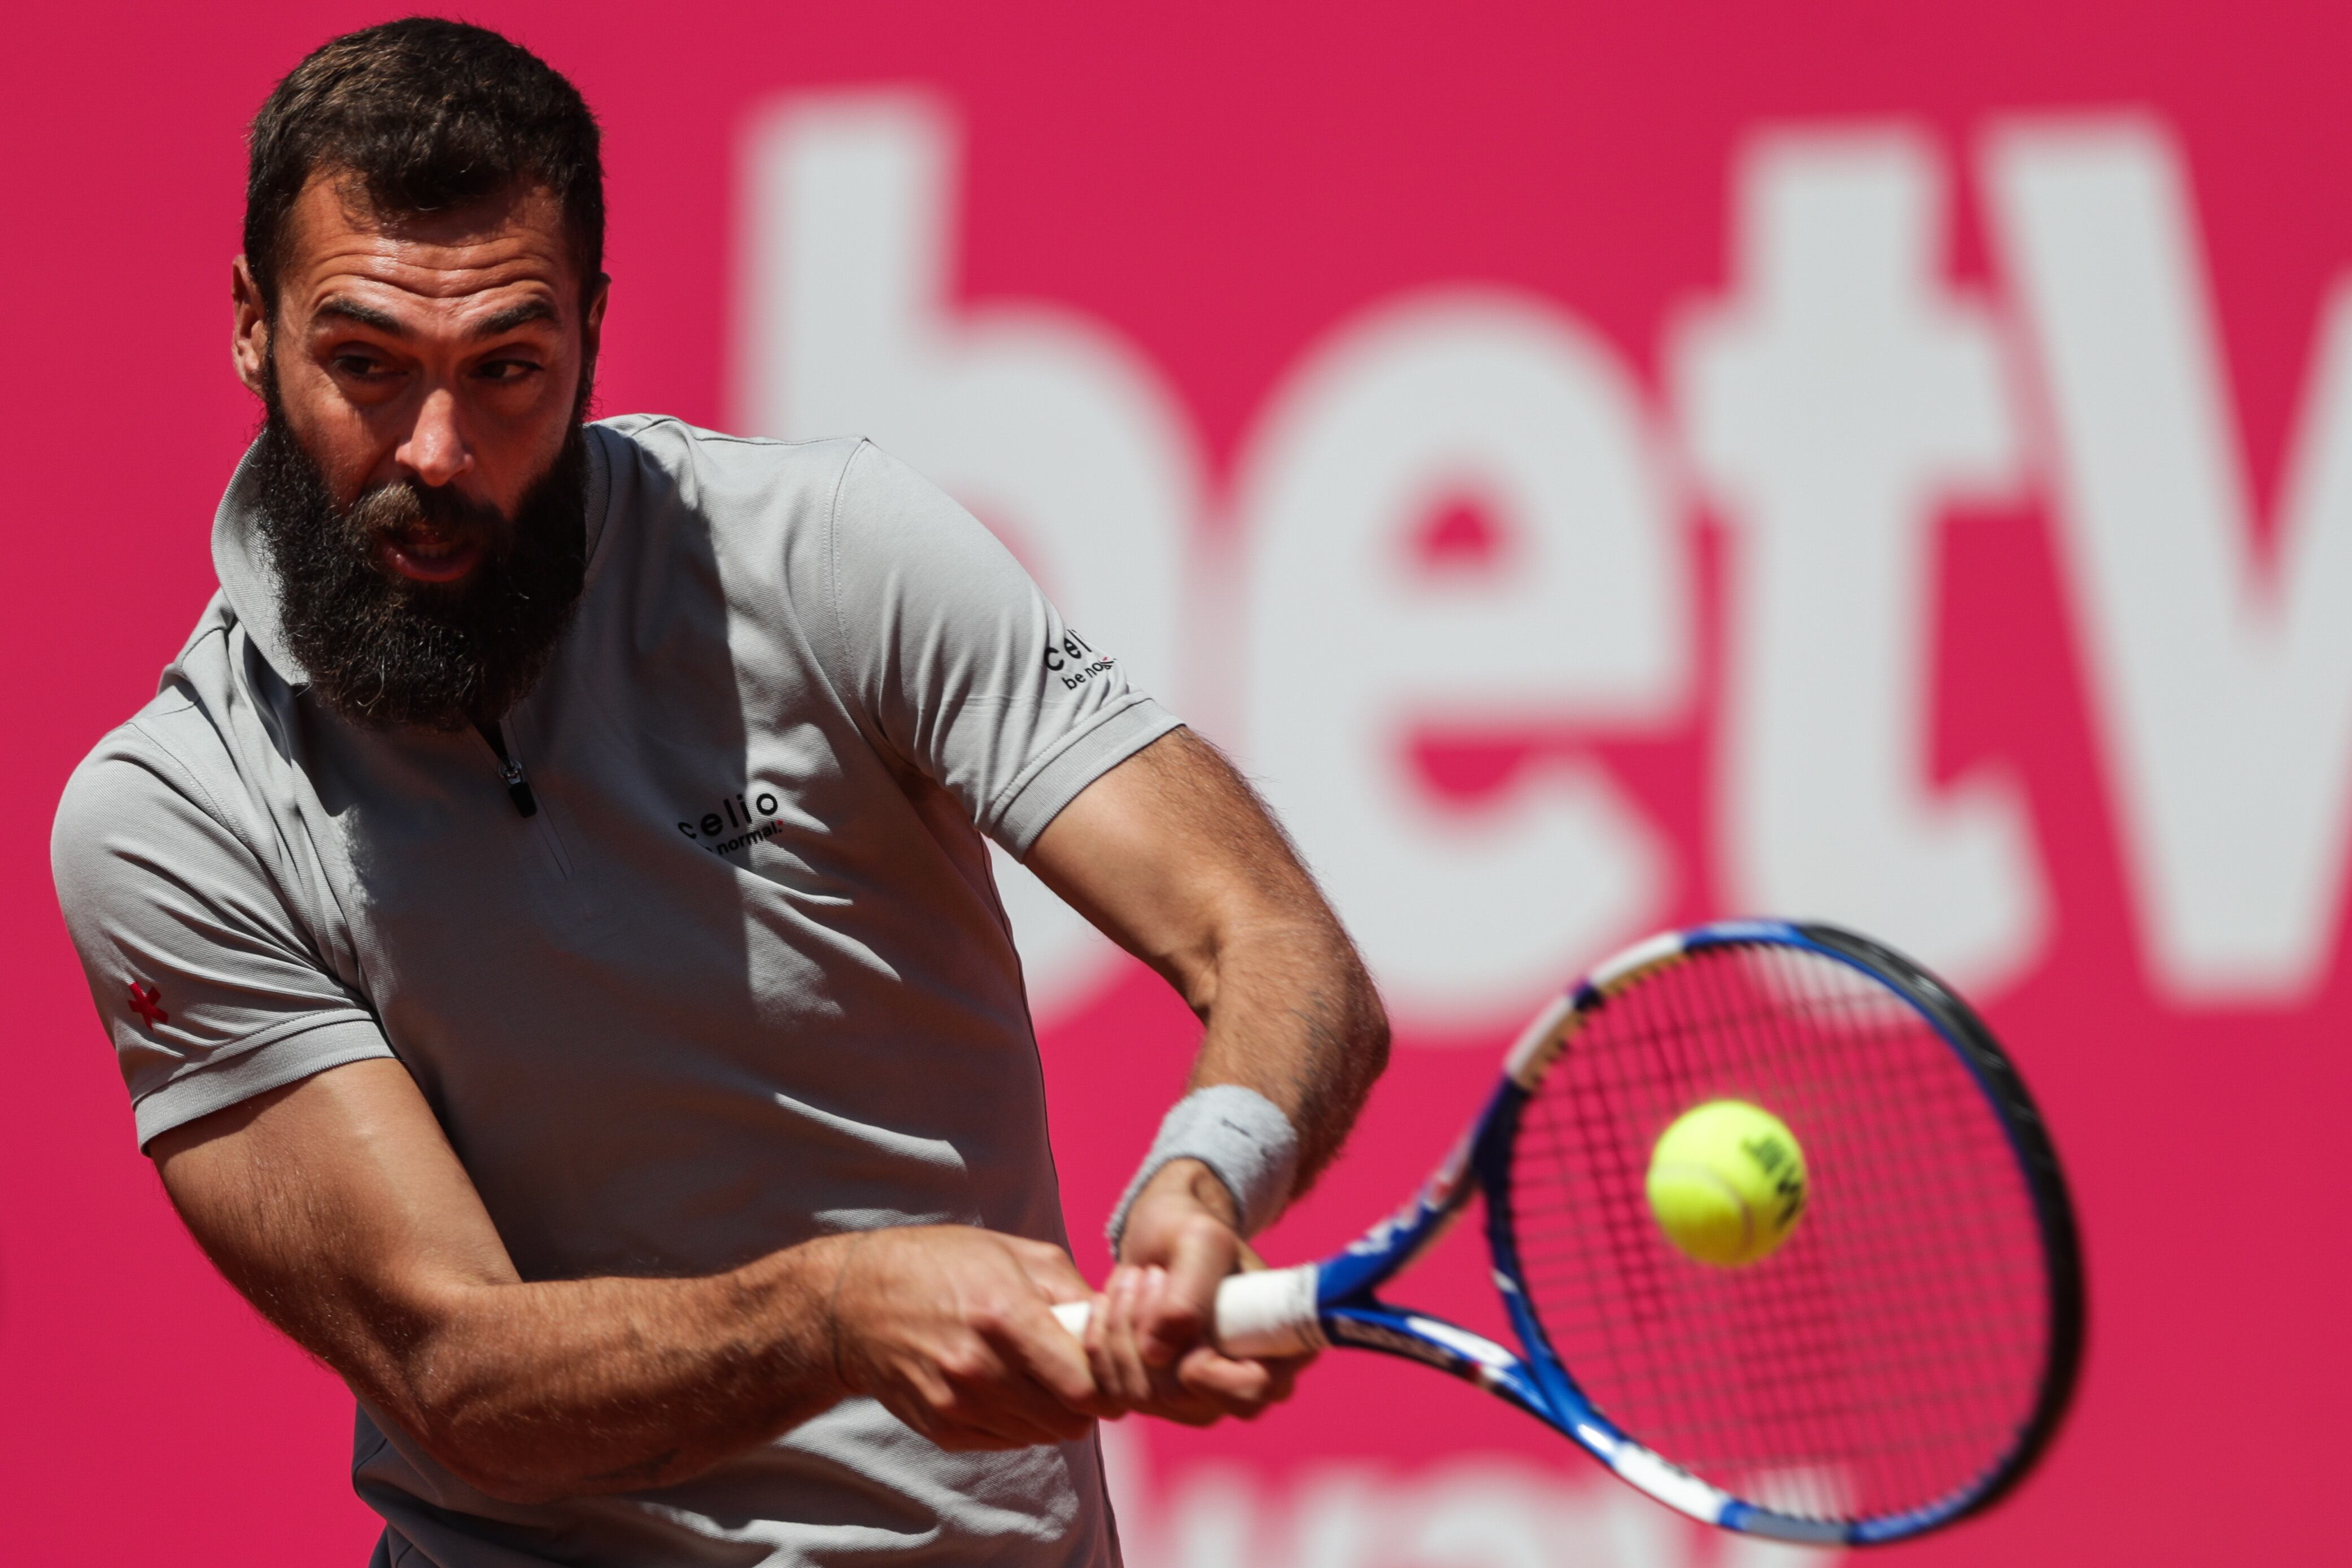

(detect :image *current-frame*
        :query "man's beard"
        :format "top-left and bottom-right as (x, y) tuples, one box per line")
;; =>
(249, 383), (591, 733)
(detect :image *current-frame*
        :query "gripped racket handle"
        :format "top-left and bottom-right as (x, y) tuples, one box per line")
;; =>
(1048, 1264), (1324, 1358)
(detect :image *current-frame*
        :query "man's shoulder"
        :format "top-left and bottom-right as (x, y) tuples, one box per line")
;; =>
(52, 701), (235, 932)
(590, 414), (868, 508)
(56, 665), (237, 854)
(586, 417), (978, 538)
(54, 598), (278, 867)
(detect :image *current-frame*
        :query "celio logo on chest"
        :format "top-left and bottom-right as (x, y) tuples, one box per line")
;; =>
(677, 789), (784, 856)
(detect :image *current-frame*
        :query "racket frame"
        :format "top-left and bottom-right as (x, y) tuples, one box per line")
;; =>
(1277, 919), (2085, 1547)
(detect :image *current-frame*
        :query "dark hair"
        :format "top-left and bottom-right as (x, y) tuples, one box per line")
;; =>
(245, 17), (604, 315)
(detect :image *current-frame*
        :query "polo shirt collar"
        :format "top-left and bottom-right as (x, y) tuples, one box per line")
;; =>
(211, 439), (307, 685)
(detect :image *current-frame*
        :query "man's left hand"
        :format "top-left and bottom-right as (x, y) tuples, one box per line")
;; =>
(1084, 1158), (1311, 1425)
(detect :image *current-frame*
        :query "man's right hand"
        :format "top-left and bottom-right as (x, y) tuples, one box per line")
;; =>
(827, 1225), (1111, 1450)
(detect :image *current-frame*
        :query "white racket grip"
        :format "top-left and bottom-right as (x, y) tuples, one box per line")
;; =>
(1049, 1265), (1325, 1358)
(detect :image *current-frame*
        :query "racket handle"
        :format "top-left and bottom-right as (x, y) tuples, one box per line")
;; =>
(1049, 1264), (1324, 1358)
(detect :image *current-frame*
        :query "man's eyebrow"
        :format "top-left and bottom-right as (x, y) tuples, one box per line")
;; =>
(307, 297), (560, 338)
(312, 297), (409, 335)
(473, 298), (560, 337)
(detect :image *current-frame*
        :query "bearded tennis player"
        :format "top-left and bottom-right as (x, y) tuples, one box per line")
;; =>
(50, 18), (1388, 1566)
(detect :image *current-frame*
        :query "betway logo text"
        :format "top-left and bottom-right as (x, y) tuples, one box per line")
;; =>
(734, 97), (2352, 1026)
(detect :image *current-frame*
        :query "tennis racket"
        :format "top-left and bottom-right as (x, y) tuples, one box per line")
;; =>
(1055, 919), (2083, 1546)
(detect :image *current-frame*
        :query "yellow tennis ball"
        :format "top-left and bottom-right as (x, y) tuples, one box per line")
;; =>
(1646, 1100), (1809, 1268)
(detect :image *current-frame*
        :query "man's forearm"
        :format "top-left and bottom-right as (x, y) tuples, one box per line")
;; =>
(380, 1238), (850, 1501)
(151, 1061), (854, 1503)
(1100, 907), (1380, 1408)
(1183, 909), (1389, 1202)
(1024, 728), (1391, 1210)
(157, 1062), (1104, 1501)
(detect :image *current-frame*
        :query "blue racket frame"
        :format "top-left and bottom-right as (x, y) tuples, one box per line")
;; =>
(1278, 919), (2084, 1547)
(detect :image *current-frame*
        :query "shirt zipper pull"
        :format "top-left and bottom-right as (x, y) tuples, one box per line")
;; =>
(474, 722), (540, 819)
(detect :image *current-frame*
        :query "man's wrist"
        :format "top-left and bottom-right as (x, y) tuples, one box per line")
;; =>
(818, 1231), (874, 1397)
(1123, 1159), (1241, 1252)
(1106, 1085), (1301, 1254)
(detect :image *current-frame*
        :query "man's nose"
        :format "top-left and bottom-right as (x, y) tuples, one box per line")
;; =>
(396, 386), (474, 490)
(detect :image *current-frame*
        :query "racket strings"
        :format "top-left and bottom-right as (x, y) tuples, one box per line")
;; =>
(1711, 953), (1997, 1483)
(1700, 943), (2037, 1508)
(1506, 942), (2050, 1523)
(1769, 948), (2042, 1479)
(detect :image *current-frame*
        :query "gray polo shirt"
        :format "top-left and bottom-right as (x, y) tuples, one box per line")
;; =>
(51, 416), (1178, 1567)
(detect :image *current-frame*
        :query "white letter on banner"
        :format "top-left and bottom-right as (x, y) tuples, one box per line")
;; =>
(1233, 291), (1690, 1029)
(1673, 129), (2048, 994)
(735, 94), (1203, 1021)
(1984, 117), (2352, 1003)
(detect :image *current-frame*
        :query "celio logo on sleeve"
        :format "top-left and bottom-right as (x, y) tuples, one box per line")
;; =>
(1042, 628), (1115, 691)
(677, 787), (784, 856)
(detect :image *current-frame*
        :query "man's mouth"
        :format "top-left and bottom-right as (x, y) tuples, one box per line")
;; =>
(377, 526), (487, 584)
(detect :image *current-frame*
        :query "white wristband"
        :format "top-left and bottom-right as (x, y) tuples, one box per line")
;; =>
(1107, 1085), (1301, 1256)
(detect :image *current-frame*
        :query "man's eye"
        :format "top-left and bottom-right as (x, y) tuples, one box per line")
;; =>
(478, 359), (543, 383)
(332, 355), (390, 378)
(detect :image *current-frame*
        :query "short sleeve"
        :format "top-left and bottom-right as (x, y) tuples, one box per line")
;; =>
(51, 726), (392, 1149)
(823, 440), (1182, 854)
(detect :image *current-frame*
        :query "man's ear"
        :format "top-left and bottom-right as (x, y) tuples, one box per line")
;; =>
(231, 256), (270, 398)
(582, 273), (610, 362)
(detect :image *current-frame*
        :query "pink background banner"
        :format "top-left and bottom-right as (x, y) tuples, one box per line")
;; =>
(6, 3), (2348, 1562)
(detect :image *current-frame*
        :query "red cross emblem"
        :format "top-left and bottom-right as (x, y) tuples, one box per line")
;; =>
(128, 981), (169, 1029)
